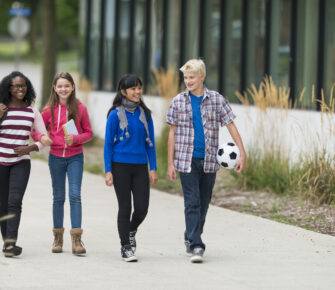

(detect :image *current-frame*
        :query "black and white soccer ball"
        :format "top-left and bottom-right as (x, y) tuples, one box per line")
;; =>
(216, 142), (240, 169)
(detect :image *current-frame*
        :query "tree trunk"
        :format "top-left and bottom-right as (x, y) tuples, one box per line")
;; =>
(40, 0), (56, 109)
(27, 0), (39, 54)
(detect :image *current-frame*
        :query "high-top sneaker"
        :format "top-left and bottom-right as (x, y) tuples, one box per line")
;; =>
(121, 245), (137, 262)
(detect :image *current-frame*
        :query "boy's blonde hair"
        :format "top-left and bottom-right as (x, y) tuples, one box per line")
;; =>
(180, 59), (206, 77)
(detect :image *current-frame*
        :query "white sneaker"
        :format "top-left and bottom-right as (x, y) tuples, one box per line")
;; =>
(190, 247), (204, 263)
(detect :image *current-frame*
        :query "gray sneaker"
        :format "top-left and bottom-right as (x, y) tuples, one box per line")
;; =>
(190, 247), (204, 263)
(184, 240), (192, 256)
(121, 245), (137, 262)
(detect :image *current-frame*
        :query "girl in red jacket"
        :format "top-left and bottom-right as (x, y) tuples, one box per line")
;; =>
(37, 72), (93, 255)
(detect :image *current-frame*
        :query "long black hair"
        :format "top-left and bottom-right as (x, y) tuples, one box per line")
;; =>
(106, 74), (151, 120)
(0, 71), (36, 106)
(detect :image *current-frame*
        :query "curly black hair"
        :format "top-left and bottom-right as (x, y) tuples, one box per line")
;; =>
(0, 71), (36, 106)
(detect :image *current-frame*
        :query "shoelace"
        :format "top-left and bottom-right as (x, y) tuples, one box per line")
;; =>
(129, 236), (135, 245)
(193, 248), (203, 255)
(74, 236), (85, 247)
(124, 249), (134, 257)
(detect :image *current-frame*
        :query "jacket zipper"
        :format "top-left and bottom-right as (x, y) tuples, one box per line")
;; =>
(58, 104), (67, 158)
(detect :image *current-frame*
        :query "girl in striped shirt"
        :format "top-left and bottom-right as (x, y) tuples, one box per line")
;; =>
(0, 71), (51, 257)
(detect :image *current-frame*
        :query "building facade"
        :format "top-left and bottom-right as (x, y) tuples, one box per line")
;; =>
(80, 0), (335, 109)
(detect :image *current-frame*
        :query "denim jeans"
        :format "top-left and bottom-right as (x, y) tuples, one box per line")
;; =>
(179, 157), (216, 250)
(48, 153), (83, 229)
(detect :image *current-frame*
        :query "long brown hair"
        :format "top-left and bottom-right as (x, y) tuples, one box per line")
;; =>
(47, 72), (78, 126)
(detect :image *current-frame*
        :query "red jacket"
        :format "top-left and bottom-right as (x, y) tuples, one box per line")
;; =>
(36, 101), (93, 157)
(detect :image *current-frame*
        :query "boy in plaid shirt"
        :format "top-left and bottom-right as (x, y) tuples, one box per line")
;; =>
(166, 59), (246, 263)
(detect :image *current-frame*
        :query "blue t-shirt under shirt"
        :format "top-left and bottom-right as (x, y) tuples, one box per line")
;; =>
(190, 93), (205, 158)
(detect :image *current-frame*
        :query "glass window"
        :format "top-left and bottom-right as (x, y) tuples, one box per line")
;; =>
(166, 0), (181, 69)
(133, 0), (147, 78)
(183, 0), (200, 61)
(116, 0), (131, 82)
(88, 0), (102, 89)
(79, 0), (87, 76)
(203, 0), (220, 91)
(150, 0), (163, 71)
(324, 0), (335, 102)
(246, 0), (266, 88)
(294, 0), (319, 107)
(269, 0), (291, 87)
(221, 0), (242, 102)
(102, 0), (116, 90)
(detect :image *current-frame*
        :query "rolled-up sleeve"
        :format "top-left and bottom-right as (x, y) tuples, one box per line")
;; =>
(220, 97), (236, 126)
(166, 99), (178, 125)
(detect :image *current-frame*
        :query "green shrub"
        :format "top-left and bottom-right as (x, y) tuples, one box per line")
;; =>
(231, 147), (293, 195)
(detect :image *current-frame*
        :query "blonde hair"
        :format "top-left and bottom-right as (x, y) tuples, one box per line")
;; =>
(180, 59), (206, 77)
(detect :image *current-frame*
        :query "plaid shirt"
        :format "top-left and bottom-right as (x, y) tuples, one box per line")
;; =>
(166, 87), (236, 173)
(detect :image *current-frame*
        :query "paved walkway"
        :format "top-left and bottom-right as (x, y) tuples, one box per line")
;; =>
(1, 159), (335, 290)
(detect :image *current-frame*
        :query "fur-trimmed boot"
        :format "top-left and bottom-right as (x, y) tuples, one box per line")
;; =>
(70, 228), (86, 255)
(52, 228), (64, 253)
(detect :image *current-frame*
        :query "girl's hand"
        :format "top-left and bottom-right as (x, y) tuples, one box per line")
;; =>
(0, 103), (7, 118)
(41, 135), (53, 146)
(150, 170), (158, 185)
(105, 172), (113, 186)
(64, 134), (74, 145)
(14, 144), (38, 156)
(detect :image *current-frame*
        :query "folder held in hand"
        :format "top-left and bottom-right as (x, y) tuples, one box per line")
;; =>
(62, 119), (78, 146)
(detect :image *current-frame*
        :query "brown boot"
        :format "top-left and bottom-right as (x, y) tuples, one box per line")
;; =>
(52, 228), (64, 253)
(70, 228), (86, 255)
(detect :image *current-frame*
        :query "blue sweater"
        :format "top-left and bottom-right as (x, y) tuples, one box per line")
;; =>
(104, 107), (157, 173)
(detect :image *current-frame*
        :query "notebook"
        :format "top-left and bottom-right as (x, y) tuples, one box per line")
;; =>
(62, 119), (78, 135)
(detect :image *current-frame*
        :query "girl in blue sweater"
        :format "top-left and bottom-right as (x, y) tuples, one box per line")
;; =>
(104, 74), (158, 262)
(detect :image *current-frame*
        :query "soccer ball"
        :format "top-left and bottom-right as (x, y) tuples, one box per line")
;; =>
(216, 142), (240, 169)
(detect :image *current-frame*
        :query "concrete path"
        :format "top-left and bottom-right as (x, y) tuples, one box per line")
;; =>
(1, 159), (335, 290)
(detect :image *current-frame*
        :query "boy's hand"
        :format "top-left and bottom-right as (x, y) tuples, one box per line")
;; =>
(150, 170), (158, 184)
(168, 165), (177, 182)
(234, 154), (246, 173)
(105, 172), (113, 186)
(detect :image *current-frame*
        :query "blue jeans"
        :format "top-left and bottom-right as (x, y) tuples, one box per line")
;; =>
(48, 153), (83, 229)
(179, 158), (216, 250)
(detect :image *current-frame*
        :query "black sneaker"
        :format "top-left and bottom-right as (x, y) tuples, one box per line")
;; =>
(190, 247), (204, 263)
(184, 240), (192, 256)
(129, 231), (137, 253)
(121, 245), (137, 262)
(3, 244), (22, 258)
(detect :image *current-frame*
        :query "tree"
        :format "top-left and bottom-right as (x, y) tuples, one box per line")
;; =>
(27, 0), (40, 54)
(40, 0), (56, 108)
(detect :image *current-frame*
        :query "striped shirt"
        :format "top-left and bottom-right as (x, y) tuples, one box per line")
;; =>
(0, 106), (46, 165)
(166, 87), (236, 173)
